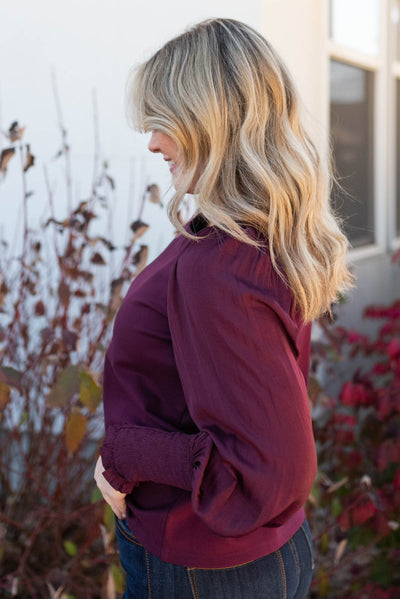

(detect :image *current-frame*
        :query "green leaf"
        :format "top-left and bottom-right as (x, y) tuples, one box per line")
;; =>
(309, 478), (321, 506)
(65, 411), (87, 453)
(320, 532), (329, 554)
(332, 497), (342, 517)
(104, 503), (115, 531)
(111, 563), (126, 594)
(64, 540), (78, 556)
(47, 365), (80, 407)
(317, 566), (330, 597)
(91, 486), (102, 503)
(18, 411), (28, 426)
(80, 371), (102, 412)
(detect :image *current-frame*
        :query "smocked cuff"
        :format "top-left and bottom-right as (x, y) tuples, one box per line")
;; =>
(100, 426), (137, 494)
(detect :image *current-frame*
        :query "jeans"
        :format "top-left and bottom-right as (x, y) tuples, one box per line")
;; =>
(115, 516), (314, 599)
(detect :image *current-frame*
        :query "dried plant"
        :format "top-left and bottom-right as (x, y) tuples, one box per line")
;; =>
(0, 111), (161, 598)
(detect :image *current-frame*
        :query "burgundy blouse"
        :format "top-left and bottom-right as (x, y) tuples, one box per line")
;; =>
(100, 215), (317, 568)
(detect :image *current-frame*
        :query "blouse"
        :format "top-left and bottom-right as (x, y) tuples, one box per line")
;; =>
(100, 214), (317, 568)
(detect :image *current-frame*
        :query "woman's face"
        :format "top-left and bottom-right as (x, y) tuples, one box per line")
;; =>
(148, 130), (200, 193)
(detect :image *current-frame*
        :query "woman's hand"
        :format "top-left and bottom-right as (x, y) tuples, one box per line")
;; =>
(94, 455), (127, 519)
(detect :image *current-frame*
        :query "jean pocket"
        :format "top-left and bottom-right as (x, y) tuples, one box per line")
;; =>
(116, 517), (143, 547)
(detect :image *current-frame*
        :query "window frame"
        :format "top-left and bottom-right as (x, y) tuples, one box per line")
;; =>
(325, 0), (399, 259)
(390, 1), (400, 247)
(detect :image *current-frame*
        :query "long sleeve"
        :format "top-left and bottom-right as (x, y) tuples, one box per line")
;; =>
(100, 235), (317, 537)
(165, 242), (317, 536)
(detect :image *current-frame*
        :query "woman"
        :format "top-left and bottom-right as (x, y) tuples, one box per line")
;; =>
(94, 18), (353, 598)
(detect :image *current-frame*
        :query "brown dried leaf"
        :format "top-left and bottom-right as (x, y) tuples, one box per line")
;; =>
(0, 280), (9, 310)
(0, 382), (11, 410)
(35, 300), (46, 316)
(24, 144), (35, 172)
(90, 252), (106, 266)
(58, 280), (70, 308)
(132, 245), (148, 275)
(327, 476), (349, 494)
(147, 184), (161, 205)
(308, 376), (322, 405)
(110, 277), (124, 312)
(62, 329), (79, 351)
(40, 327), (54, 346)
(65, 411), (87, 453)
(7, 121), (25, 142)
(130, 220), (149, 242)
(334, 539), (347, 565)
(0, 147), (15, 175)
(105, 174), (115, 190)
(98, 237), (116, 251)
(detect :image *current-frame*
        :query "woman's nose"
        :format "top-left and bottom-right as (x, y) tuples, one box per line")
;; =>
(148, 131), (160, 153)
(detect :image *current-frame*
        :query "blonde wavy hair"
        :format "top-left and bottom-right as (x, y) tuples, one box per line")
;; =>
(126, 18), (354, 322)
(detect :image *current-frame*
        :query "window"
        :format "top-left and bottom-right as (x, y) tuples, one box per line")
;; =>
(330, 60), (375, 247)
(330, 0), (380, 56)
(395, 2), (400, 236)
(328, 0), (381, 249)
(397, 79), (400, 236)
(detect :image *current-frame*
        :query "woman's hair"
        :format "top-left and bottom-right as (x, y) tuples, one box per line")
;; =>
(126, 18), (354, 322)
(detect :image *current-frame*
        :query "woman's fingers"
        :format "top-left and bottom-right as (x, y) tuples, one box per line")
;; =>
(94, 456), (127, 519)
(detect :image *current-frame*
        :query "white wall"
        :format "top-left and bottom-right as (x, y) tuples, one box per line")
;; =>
(261, 0), (328, 147)
(0, 0), (263, 264)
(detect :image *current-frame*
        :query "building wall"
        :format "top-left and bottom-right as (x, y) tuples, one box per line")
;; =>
(261, 0), (400, 331)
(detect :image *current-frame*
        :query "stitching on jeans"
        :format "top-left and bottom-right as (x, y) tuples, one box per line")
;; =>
(191, 557), (257, 572)
(300, 524), (315, 570)
(145, 549), (152, 599)
(116, 519), (143, 547)
(187, 568), (200, 599)
(275, 549), (287, 599)
(288, 538), (300, 576)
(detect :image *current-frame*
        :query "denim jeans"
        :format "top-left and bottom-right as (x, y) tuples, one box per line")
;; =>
(115, 516), (314, 599)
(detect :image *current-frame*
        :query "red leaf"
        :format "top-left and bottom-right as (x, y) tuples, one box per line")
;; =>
(372, 362), (390, 375)
(394, 469), (400, 491)
(351, 497), (376, 526)
(346, 450), (363, 469)
(378, 394), (392, 419)
(372, 511), (390, 535)
(340, 382), (368, 407)
(338, 509), (351, 531)
(347, 330), (368, 344)
(387, 338), (400, 361)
